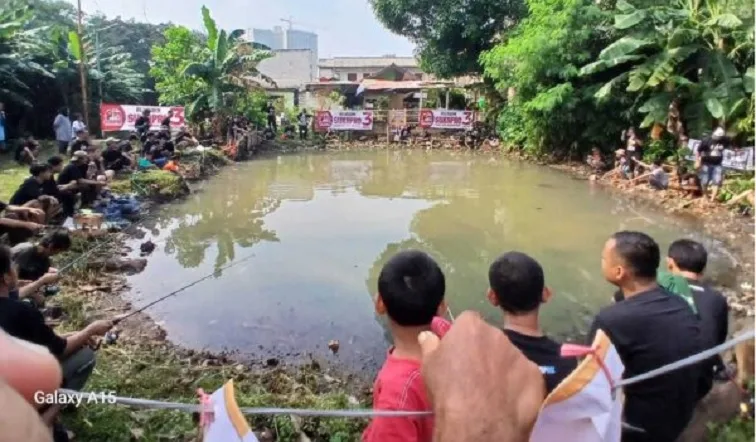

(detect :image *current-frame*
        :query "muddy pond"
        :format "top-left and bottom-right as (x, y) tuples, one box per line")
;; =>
(126, 151), (737, 374)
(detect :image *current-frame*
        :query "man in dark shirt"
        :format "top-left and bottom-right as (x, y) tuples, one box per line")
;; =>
(57, 151), (105, 216)
(9, 163), (51, 206)
(266, 101), (277, 132)
(590, 231), (705, 442)
(0, 244), (113, 438)
(666, 239), (729, 391)
(101, 138), (132, 171)
(0, 201), (44, 245)
(69, 129), (90, 154)
(487, 251), (577, 393)
(134, 109), (151, 142)
(696, 127), (730, 201)
(12, 230), (71, 281)
(142, 131), (158, 155)
(161, 109), (173, 130)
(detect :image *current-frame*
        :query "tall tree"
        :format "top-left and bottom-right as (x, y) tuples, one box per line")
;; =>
(150, 26), (206, 106)
(181, 6), (272, 122)
(580, 0), (755, 140)
(369, 0), (526, 78)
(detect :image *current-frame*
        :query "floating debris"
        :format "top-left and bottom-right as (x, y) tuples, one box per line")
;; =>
(328, 339), (340, 354)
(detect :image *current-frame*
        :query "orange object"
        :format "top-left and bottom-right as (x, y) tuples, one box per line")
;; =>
(163, 161), (179, 172)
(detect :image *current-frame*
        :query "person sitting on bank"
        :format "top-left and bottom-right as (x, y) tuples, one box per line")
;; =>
(666, 239), (729, 389)
(363, 250), (447, 442)
(68, 129), (89, 155)
(12, 230), (71, 283)
(0, 245), (114, 436)
(101, 137), (132, 172)
(56, 151), (107, 216)
(137, 151), (159, 170)
(0, 201), (44, 245)
(174, 125), (198, 148)
(15, 137), (39, 165)
(590, 231), (706, 442)
(8, 163), (64, 225)
(487, 251), (578, 393)
(586, 147), (605, 174)
(162, 153), (181, 174)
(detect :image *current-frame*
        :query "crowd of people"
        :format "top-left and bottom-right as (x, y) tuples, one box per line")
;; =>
(588, 126), (733, 202)
(363, 232), (732, 442)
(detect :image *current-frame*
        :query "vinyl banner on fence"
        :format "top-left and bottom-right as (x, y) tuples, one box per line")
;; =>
(419, 109), (474, 130)
(314, 110), (374, 131)
(100, 103), (186, 132)
(687, 139), (755, 171)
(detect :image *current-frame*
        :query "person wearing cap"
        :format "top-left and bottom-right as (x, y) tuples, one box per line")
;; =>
(56, 151), (106, 217)
(101, 137), (132, 172)
(696, 127), (730, 201)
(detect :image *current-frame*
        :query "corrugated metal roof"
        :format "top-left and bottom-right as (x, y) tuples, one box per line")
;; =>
(318, 57), (419, 69)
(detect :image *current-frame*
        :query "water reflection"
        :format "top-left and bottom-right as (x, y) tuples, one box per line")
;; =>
(126, 151), (737, 372)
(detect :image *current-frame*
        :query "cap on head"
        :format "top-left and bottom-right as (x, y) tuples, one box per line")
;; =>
(72, 150), (88, 161)
(713, 127), (725, 138)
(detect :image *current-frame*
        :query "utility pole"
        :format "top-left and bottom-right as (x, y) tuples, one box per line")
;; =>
(76, 0), (90, 128)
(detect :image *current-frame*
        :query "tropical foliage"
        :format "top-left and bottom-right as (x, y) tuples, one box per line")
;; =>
(369, 0), (527, 77)
(151, 6), (273, 124)
(0, 0), (161, 137)
(477, 0), (755, 155)
(580, 0), (755, 142)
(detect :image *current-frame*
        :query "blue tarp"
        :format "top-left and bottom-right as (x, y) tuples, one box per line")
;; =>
(91, 194), (142, 228)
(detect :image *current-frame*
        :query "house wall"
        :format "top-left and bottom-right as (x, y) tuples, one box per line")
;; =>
(319, 66), (427, 81)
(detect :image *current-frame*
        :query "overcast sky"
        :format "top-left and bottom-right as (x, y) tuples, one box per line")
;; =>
(66, 0), (416, 58)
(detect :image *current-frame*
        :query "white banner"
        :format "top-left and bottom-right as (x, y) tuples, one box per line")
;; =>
(686, 139), (754, 171)
(419, 109), (474, 130)
(314, 110), (374, 131)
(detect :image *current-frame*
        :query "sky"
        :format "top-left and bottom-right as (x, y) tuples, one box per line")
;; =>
(66, 0), (416, 58)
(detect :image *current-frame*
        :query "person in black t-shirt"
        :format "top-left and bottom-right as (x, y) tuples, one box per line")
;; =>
(667, 239), (729, 388)
(486, 251), (577, 393)
(590, 231), (705, 442)
(11, 230), (71, 281)
(142, 131), (159, 155)
(101, 138), (132, 172)
(69, 129), (90, 155)
(9, 163), (51, 207)
(57, 152), (106, 216)
(266, 101), (277, 132)
(161, 109), (173, 131)
(134, 109), (151, 142)
(696, 127), (730, 201)
(0, 245), (114, 436)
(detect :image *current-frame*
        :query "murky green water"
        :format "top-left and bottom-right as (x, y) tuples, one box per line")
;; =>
(127, 151), (735, 372)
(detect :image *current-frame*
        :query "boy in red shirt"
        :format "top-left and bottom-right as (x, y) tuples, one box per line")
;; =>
(362, 250), (446, 442)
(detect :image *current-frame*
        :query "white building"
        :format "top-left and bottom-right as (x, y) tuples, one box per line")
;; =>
(318, 56), (430, 81)
(248, 26), (318, 80)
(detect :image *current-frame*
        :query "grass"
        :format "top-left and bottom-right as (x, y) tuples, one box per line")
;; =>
(0, 158), (30, 201)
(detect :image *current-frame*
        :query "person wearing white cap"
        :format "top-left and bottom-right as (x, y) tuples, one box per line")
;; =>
(696, 127), (729, 201)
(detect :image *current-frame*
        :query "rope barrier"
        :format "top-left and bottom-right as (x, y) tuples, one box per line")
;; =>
(54, 330), (754, 421)
(614, 329), (755, 389)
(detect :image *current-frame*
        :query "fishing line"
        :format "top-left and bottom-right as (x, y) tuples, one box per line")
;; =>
(113, 251), (258, 324)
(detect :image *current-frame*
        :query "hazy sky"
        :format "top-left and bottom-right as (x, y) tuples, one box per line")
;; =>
(66, 0), (416, 58)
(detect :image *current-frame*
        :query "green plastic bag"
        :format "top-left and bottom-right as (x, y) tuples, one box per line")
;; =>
(657, 271), (698, 315)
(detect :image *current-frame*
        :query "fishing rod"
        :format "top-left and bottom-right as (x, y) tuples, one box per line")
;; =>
(112, 251), (258, 325)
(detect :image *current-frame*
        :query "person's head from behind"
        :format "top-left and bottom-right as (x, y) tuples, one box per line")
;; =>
(375, 250), (446, 327)
(29, 163), (52, 182)
(73, 113), (82, 122)
(58, 107), (69, 117)
(652, 157), (663, 168)
(147, 131), (156, 141)
(143, 109), (151, 117)
(0, 245), (18, 294)
(667, 239), (707, 277)
(75, 129), (87, 140)
(712, 127), (725, 142)
(602, 231), (660, 287)
(47, 155), (64, 173)
(487, 252), (550, 316)
(39, 231), (71, 256)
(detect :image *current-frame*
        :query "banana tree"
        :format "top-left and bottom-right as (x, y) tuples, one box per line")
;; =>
(580, 0), (754, 138)
(182, 6), (273, 124)
(0, 3), (55, 107)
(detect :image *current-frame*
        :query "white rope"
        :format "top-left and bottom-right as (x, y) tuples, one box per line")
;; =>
(56, 330), (754, 420)
(615, 329), (754, 389)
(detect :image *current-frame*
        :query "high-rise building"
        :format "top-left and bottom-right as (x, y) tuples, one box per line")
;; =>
(248, 26), (318, 83)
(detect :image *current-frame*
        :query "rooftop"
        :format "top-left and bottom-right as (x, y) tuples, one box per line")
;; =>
(318, 56), (419, 69)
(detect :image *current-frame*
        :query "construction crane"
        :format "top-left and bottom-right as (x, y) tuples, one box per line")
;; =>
(280, 16), (319, 32)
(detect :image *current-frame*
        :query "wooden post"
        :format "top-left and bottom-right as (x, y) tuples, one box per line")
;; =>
(76, 0), (90, 129)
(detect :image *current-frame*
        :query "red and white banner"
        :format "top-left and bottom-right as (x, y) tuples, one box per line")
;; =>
(419, 109), (474, 130)
(314, 110), (374, 131)
(100, 103), (186, 132)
